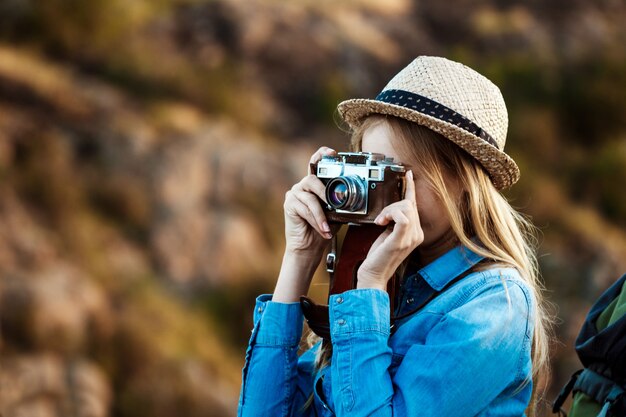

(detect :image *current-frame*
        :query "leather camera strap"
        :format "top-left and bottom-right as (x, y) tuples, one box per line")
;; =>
(300, 224), (398, 342)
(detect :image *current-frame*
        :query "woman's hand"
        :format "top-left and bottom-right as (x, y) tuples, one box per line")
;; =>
(357, 170), (424, 291)
(283, 146), (336, 254)
(273, 147), (337, 303)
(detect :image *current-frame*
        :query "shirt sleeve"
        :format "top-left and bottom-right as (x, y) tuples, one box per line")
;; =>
(238, 294), (311, 417)
(327, 281), (534, 416)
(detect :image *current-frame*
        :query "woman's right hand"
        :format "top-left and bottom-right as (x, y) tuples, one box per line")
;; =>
(272, 147), (337, 303)
(283, 146), (336, 255)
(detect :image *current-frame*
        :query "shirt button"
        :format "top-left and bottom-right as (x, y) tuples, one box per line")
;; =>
(257, 307), (263, 313)
(336, 297), (344, 304)
(406, 297), (414, 304)
(337, 319), (346, 326)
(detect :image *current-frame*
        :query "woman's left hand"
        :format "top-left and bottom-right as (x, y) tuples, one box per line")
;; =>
(357, 170), (424, 291)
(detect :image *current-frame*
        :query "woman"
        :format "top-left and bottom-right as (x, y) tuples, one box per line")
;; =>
(238, 56), (552, 416)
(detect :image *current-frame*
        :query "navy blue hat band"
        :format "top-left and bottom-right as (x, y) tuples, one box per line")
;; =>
(375, 89), (500, 150)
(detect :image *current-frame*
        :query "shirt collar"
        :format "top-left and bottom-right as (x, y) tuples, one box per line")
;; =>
(417, 243), (485, 291)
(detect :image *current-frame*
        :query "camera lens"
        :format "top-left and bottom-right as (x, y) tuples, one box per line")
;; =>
(329, 182), (348, 206)
(325, 176), (366, 212)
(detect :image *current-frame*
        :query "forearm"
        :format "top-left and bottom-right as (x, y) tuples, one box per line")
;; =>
(238, 296), (305, 416)
(273, 249), (322, 303)
(240, 344), (301, 416)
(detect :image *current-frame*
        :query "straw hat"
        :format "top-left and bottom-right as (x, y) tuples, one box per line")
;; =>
(337, 56), (519, 190)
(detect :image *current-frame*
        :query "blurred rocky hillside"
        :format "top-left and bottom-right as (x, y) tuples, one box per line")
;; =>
(0, 0), (625, 416)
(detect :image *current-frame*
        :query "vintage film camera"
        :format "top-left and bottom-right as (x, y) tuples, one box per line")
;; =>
(313, 152), (406, 224)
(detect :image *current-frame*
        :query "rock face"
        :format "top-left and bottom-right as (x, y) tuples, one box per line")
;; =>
(0, 264), (113, 353)
(0, 355), (111, 417)
(0, 33), (314, 417)
(148, 122), (311, 285)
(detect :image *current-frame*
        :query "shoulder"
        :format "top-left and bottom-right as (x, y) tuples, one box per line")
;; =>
(453, 265), (534, 308)
(437, 266), (535, 349)
(429, 265), (536, 336)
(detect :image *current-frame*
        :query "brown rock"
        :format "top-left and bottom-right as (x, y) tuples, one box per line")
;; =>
(0, 264), (113, 353)
(122, 360), (235, 417)
(0, 354), (111, 417)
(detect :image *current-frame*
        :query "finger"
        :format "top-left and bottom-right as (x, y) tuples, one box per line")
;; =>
(402, 174), (423, 239)
(288, 194), (332, 239)
(404, 170), (416, 204)
(374, 200), (415, 226)
(373, 203), (415, 244)
(309, 146), (337, 166)
(295, 174), (328, 204)
(374, 209), (420, 253)
(382, 202), (425, 248)
(375, 209), (410, 229)
(293, 190), (331, 236)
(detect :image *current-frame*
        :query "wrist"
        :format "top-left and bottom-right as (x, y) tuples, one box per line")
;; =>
(356, 271), (387, 291)
(283, 245), (324, 261)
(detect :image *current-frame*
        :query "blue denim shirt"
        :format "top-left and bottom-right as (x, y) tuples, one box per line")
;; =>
(238, 245), (535, 416)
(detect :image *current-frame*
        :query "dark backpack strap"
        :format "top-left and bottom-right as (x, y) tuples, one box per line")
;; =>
(552, 369), (626, 417)
(573, 369), (626, 417)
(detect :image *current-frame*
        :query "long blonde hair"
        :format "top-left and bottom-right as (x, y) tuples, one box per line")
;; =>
(307, 114), (552, 415)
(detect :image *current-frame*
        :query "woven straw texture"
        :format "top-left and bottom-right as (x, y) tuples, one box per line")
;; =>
(337, 56), (520, 190)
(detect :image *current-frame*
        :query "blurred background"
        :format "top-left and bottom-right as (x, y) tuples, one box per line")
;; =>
(0, 0), (625, 416)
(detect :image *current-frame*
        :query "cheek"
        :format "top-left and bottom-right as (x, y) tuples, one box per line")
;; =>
(414, 183), (448, 229)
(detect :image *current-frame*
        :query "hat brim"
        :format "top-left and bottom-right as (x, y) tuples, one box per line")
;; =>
(337, 98), (520, 190)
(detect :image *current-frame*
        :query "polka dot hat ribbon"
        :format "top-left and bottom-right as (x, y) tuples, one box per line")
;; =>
(375, 89), (500, 150)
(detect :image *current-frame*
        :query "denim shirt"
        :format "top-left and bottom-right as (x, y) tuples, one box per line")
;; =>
(238, 245), (535, 416)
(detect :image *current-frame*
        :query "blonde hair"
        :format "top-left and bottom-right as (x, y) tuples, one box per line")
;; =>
(307, 115), (552, 415)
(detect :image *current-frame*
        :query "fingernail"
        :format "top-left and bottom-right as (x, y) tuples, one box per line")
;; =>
(325, 233), (332, 239)
(407, 170), (413, 180)
(322, 222), (330, 232)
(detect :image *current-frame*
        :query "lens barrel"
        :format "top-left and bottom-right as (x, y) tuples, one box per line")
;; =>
(325, 176), (366, 212)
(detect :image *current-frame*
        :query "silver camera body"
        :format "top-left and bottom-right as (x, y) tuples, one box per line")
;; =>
(315, 152), (405, 217)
